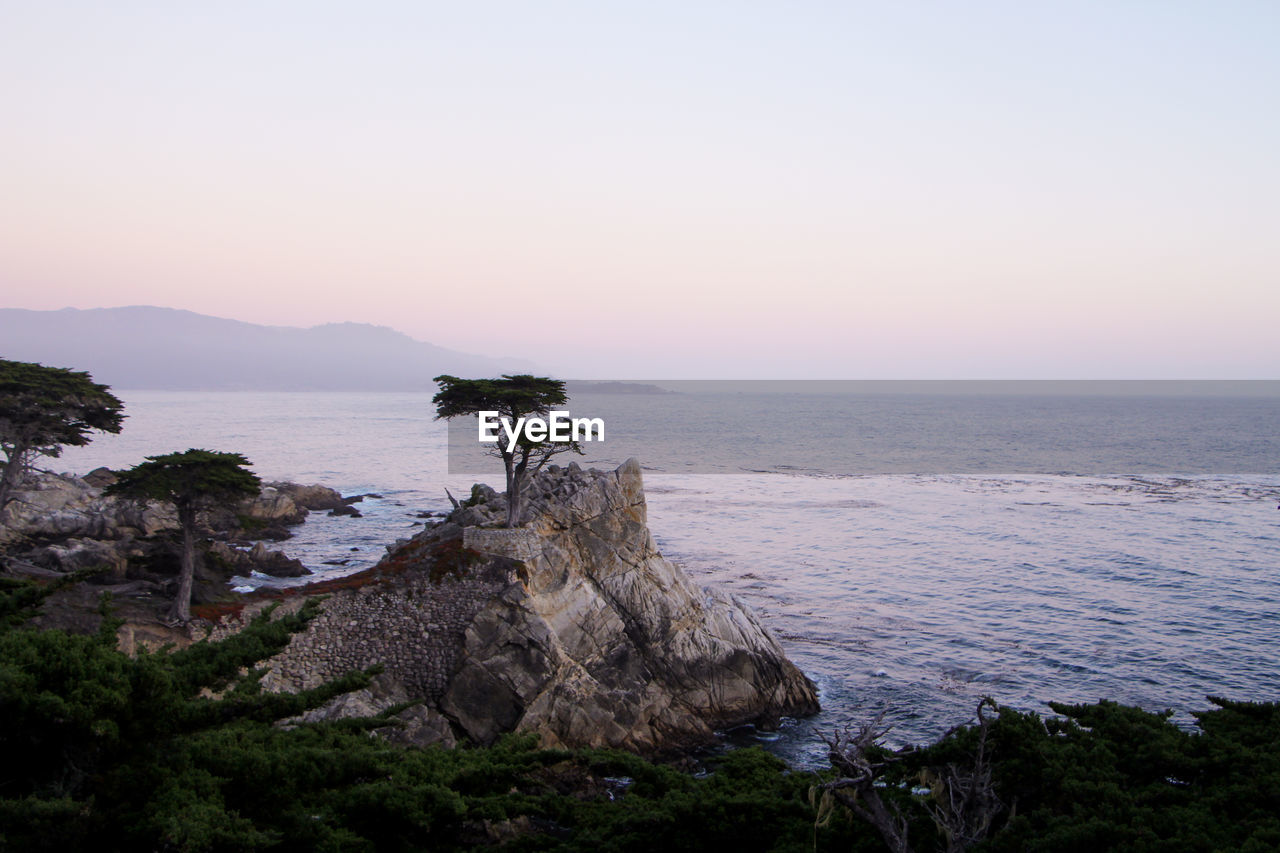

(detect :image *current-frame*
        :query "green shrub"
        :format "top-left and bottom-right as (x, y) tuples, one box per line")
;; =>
(3, 577), (1278, 852)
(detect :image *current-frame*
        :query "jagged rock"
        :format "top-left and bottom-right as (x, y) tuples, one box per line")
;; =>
(298, 672), (410, 723)
(0, 472), (175, 543)
(328, 505), (362, 518)
(26, 536), (135, 576)
(229, 487), (308, 528)
(207, 541), (310, 578)
(248, 542), (309, 577)
(469, 484), (502, 506)
(445, 458), (820, 751)
(268, 482), (347, 511)
(201, 487), (308, 540)
(385, 704), (459, 749)
(245, 459), (818, 755)
(82, 467), (118, 488)
(295, 673), (459, 748)
(447, 485), (505, 529)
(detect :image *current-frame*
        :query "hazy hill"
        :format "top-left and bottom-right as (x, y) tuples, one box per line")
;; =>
(0, 307), (535, 390)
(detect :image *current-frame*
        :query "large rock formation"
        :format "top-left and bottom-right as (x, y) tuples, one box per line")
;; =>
(247, 459), (819, 754)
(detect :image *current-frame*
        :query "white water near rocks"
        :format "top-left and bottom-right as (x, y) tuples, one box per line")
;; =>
(56, 391), (1280, 768)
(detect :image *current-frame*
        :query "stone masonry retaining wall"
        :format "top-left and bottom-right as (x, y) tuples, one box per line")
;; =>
(258, 565), (507, 701)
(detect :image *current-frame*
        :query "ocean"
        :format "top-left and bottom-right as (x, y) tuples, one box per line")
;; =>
(54, 386), (1280, 768)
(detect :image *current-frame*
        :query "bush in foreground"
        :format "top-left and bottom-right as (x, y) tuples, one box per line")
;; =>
(1, 577), (1276, 851)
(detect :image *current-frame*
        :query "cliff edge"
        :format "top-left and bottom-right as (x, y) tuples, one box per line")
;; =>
(252, 459), (819, 754)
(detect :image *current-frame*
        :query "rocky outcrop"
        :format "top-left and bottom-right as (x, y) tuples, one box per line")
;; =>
(0, 472), (348, 599)
(267, 482), (347, 512)
(246, 459), (818, 754)
(208, 541), (309, 578)
(0, 472), (174, 544)
(0, 472), (332, 547)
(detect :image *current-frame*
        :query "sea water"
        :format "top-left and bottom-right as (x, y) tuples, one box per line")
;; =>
(55, 388), (1280, 768)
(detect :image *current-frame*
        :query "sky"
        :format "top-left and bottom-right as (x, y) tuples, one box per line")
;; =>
(1, 1), (1277, 378)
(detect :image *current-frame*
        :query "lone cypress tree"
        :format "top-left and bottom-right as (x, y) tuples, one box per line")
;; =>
(106, 449), (261, 623)
(432, 375), (581, 527)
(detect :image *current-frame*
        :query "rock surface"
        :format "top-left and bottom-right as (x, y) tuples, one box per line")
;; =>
(267, 482), (347, 512)
(0, 472), (174, 544)
(0, 472), (324, 547)
(244, 459), (819, 754)
(208, 541), (310, 578)
(0, 471), (335, 602)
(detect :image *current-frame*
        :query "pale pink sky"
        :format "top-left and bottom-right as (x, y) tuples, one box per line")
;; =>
(2, 3), (1277, 378)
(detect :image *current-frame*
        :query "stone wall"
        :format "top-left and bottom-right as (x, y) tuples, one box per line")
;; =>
(258, 566), (507, 702)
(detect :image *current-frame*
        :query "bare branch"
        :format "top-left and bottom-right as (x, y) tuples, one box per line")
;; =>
(921, 698), (1005, 853)
(814, 712), (914, 853)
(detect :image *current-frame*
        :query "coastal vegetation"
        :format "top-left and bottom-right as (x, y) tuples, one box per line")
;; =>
(3, 360), (1277, 849)
(1, 575), (1277, 852)
(104, 450), (262, 624)
(0, 358), (125, 511)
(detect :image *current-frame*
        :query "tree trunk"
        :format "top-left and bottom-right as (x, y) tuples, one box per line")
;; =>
(503, 453), (519, 528)
(168, 502), (197, 623)
(0, 441), (30, 511)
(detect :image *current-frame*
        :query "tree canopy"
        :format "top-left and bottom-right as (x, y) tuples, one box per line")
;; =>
(432, 374), (569, 421)
(0, 358), (125, 508)
(105, 449), (261, 623)
(433, 374), (581, 527)
(105, 448), (261, 509)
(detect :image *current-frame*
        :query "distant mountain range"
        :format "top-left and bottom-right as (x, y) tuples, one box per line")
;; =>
(0, 307), (536, 390)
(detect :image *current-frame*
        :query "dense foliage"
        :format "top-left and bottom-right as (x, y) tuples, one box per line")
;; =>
(970, 698), (1280, 851)
(816, 697), (1280, 852)
(0, 575), (1277, 851)
(104, 449), (261, 510)
(0, 358), (125, 509)
(431, 375), (569, 423)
